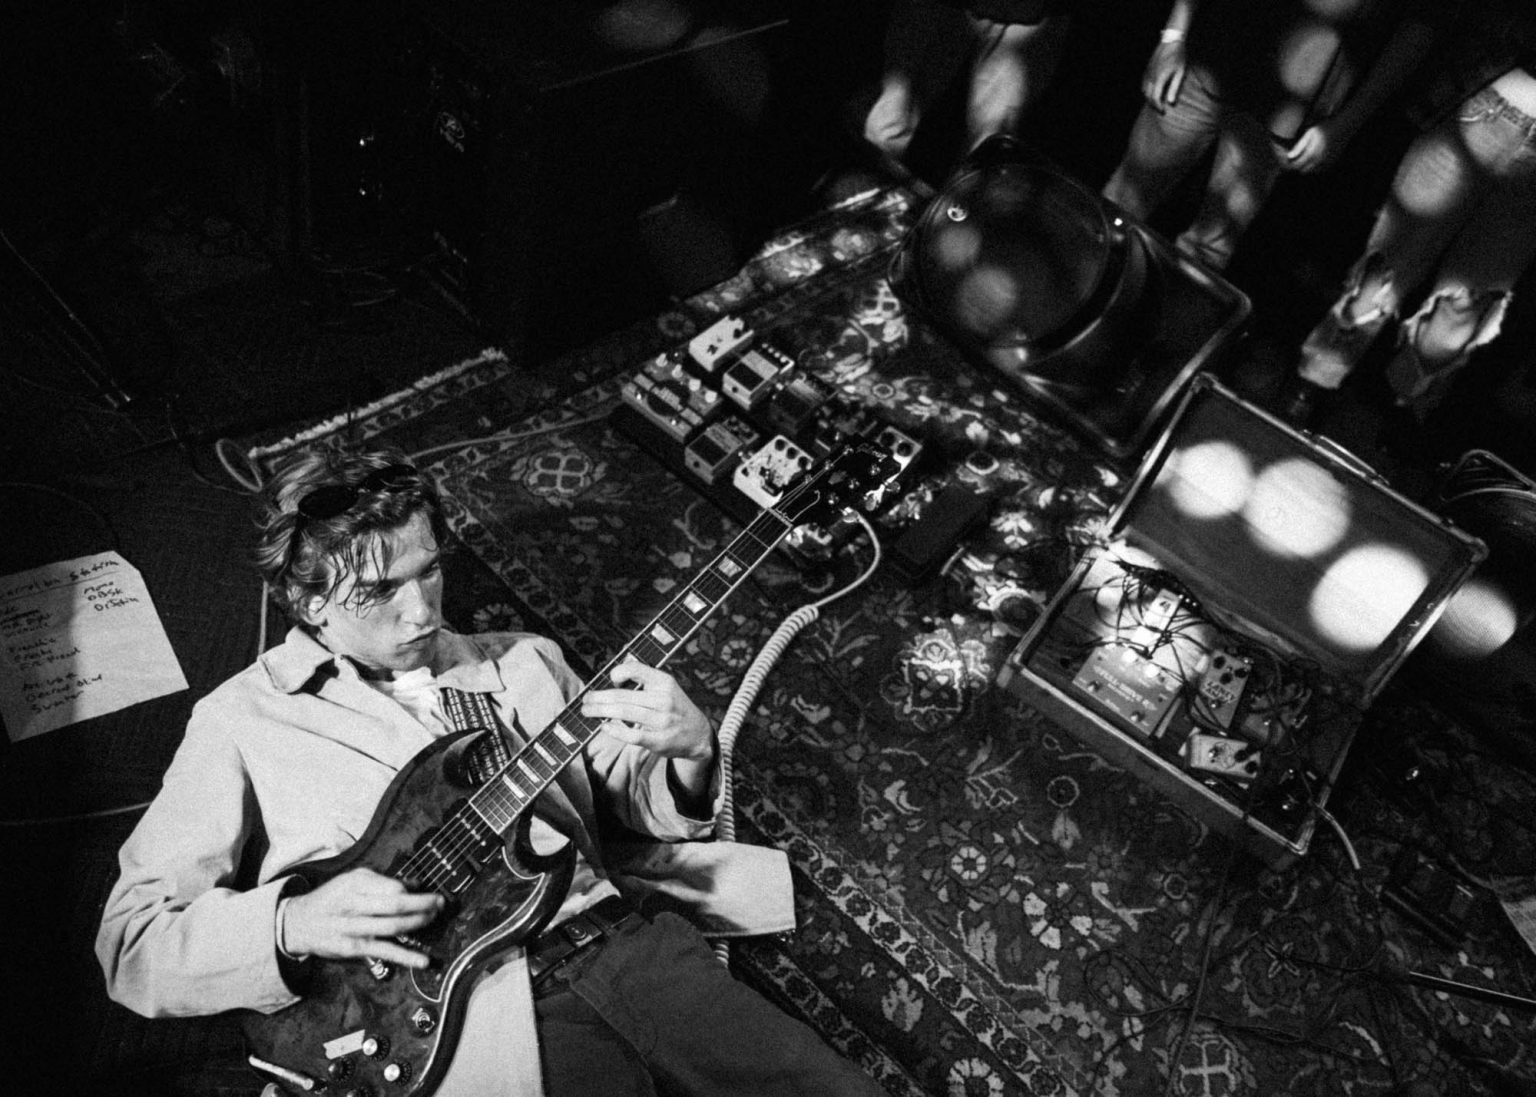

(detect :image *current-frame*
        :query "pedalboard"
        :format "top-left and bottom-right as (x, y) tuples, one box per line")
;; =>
(615, 315), (926, 544)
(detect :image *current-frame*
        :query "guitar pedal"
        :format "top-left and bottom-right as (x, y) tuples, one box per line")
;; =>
(1183, 731), (1261, 782)
(687, 315), (753, 372)
(764, 369), (836, 437)
(1072, 642), (1181, 736)
(684, 416), (761, 485)
(1196, 648), (1252, 730)
(733, 435), (813, 509)
(720, 342), (794, 411)
(621, 352), (723, 443)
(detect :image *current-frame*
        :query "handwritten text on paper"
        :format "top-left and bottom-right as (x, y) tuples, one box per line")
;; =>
(0, 552), (188, 742)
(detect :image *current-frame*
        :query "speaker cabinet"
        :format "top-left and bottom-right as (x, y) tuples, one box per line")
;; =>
(397, 0), (794, 356)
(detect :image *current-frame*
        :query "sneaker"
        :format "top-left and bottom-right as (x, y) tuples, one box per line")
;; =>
(1274, 375), (1332, 430)
(1297, 301), (1390, 391)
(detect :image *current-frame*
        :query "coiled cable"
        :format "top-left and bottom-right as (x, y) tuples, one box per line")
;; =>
(712, 512), (882, 961)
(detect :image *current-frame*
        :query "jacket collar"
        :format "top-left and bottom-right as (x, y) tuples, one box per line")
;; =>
(261, 626), (505, 695)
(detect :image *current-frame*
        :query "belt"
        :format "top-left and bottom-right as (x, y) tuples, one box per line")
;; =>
(525, 895), (640, 989)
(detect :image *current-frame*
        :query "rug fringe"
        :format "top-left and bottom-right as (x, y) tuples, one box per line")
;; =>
(243, 346), (509, 463)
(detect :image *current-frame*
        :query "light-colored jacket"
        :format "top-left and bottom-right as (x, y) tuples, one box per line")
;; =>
(95, 627), (792, 1095)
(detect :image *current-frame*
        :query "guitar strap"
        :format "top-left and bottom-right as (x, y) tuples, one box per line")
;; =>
(441, 687), (511, 784)
(440, 686), (590, 855)
(433, 692), (550, 1097)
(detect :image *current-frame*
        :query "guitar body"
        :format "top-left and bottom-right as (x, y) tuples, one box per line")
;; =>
(240, 730), (576, 1096)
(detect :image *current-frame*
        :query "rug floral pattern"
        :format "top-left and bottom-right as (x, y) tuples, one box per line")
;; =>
(255, 183), (1536, 1096)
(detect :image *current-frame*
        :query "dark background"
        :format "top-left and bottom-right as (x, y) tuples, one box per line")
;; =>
(7, 0), (1532, 480)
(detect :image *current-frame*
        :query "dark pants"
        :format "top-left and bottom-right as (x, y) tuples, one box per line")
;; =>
(534, 911), (886, 1097)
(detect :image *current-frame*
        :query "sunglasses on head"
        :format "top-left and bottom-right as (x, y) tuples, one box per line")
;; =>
(294, 463), (420, 527)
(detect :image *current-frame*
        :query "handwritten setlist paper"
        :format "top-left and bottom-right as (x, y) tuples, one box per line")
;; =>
(0, 552), (188, 742)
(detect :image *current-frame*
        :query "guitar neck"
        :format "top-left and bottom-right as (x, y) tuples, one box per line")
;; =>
(465, 506), (795, 835)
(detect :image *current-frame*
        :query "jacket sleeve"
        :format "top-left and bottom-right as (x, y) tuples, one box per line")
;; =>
(94, 699), (302, 1018)
(525, 636), (721, 842)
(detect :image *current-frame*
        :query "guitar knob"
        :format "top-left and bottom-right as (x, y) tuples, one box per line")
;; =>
(362, 1035), (391, 1059)
(342, 1088), (375, 1097)
(382, 1060), (414, 1085)
(328, 1057), (355, 1081)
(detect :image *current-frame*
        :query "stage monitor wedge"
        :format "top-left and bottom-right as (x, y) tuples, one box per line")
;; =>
(891, 135), (1252, 463)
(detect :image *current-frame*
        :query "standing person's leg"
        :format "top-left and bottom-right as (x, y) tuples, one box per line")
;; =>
(1384, 90), (1536, 413)
(539, 913), (887, 1097)
(964, 13), (1072, 152)
(865, 0), (973, 163)
(1102, 64), (1223, 222)
(1295, 103), (1488, 396)
(1175, 109), (1285, 269)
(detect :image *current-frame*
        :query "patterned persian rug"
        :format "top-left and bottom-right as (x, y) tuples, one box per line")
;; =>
(250, 183), (1536, 1097)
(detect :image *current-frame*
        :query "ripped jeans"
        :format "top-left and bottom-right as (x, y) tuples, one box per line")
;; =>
(1298, 80), (1536, 411)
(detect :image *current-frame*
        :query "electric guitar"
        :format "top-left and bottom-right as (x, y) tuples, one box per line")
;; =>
(240, 441), (900, 1096)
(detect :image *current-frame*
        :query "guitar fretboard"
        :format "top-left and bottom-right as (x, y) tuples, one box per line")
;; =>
(467, 507), (793, 834)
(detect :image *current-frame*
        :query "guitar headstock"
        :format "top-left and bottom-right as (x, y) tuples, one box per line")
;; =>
(774, 441), (904, 529)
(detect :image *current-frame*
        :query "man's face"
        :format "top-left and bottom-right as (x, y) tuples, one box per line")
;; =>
(303, 511), (445, 678)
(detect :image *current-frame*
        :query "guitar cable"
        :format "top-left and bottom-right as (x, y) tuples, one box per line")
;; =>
(711, 513), (883, 961)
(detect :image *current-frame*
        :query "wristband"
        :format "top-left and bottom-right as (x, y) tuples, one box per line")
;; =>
(1159, 28), (1186, 43)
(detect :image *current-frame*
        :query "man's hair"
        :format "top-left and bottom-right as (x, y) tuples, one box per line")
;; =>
(254, 442), (449, 623)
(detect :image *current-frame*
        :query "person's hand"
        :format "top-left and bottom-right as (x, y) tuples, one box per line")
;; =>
(1282, 121), (1347, 173)
(581, 660), (715, 762)
(1144, 42), (1188, 110)
(280, 868), (445, 969)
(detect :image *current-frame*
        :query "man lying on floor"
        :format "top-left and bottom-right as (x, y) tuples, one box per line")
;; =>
(96, 441), (884, 1097)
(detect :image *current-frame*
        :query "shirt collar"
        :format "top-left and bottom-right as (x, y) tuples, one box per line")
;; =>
(261, 626), (506, 695)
